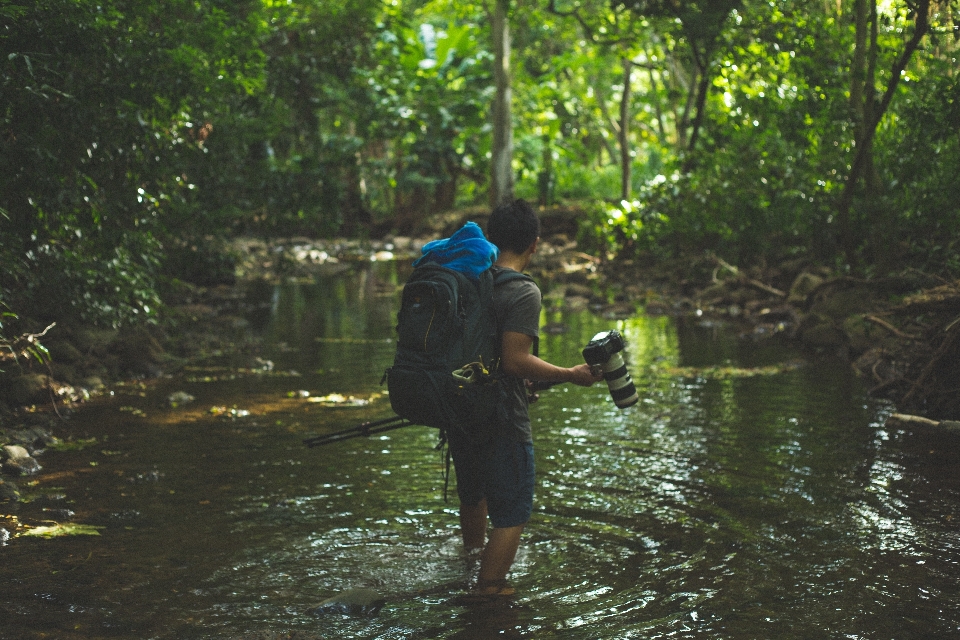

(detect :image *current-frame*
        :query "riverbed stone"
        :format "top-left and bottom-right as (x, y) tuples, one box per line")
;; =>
(2, 446), (41, 476)
(3, 444), (30, 460)
(3, 426), (58, 452)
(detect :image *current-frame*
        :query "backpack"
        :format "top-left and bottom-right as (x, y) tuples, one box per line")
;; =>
(383, 263), (533, 442)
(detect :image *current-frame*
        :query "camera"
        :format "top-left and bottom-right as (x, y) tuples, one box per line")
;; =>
(582, 330), (639, 409)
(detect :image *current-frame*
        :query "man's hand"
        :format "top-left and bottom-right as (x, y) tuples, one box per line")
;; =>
(567, 363), (603, 387)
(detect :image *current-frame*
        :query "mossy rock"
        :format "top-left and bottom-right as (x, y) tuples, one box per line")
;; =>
(811, 286), (883, 320)
(788, 272), (825, 306)
(843, 315), (877, 355)
(50, 362), (80, 385)
(0, 373), (52, 406)
(72, 327), (119, 355)
(728, 286), (764, 305)
(796, 313), (847, 348)
(45, 339), (84, 364)
(108, 327), (166, 377)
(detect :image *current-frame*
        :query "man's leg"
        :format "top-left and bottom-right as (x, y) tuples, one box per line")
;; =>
(477, 524), (524, 588)
(473, 439), (533, 594)
(459, 498), (488, 550)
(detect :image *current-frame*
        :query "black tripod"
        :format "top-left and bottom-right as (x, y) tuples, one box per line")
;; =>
(302, 415), (418, 448)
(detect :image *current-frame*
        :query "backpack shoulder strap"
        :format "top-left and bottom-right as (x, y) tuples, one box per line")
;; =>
(492, 267), (534, 287)
(489, 267), (539, 358)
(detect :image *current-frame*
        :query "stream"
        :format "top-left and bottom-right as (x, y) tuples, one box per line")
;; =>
(3, 259), (960, 639)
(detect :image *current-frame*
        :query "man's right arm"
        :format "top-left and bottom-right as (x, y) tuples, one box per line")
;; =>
(500, 331), (601, 387)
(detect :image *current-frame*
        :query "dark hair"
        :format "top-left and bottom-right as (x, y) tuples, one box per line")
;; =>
(486, 199), (540, 254)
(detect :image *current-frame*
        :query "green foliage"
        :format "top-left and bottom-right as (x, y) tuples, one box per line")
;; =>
(578, 0), (960, 273)
(0, 0), (266, 325)
(361, 4), (494, 218)
(0, 303), (53, 375)
(1, 0), (959, 340)
(577, 196), (671, 259)
(22, 239), (162, 327)
(224, 0), (383, 236)
(873, 68), (960, 274)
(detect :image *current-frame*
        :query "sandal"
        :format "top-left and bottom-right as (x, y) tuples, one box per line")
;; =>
(451, 579), (517, 605)
(474, 579), (516, 597)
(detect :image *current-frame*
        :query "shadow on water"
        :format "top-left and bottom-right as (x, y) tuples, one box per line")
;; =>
(2, 260), (960, 639)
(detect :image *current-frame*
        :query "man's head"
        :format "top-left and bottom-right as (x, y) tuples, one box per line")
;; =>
(487, 199), (540, 255)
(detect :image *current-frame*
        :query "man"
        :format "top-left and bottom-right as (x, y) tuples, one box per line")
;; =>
(449, 199), (601, 598)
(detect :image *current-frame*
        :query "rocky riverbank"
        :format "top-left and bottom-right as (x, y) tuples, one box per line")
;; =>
(613, 256), (960, 422)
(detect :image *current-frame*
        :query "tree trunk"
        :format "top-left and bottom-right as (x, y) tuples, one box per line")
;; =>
(681, 44), (711, 172)
(647, 64), (667, 142)
(836, 0), (930, 265)
(850, 0), (868, 116)
(590, 75), (621, 166)
(863, 2), (879, 194)
(619, 57), (633, 201)
(491, 0), (513, 207)
(538, 134), (553, 206)
(672, 53), (693, 149)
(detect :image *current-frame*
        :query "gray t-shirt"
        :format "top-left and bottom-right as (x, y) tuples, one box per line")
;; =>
(492, 266), (541, 443)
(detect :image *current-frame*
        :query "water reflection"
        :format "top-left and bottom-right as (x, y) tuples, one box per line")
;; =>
(2, 261), (960, 639)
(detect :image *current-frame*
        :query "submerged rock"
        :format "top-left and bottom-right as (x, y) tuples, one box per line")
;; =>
(42, 507), (76, 521)
(3, 457), (38, 476)
(167, 391), (196, 407)
(0, 477), (20, 502)
(308, 587), (386, 617)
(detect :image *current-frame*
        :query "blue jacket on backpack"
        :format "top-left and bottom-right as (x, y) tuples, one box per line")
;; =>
(412, 221), (499, 280)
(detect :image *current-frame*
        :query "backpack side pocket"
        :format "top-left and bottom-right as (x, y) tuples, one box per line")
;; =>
(396, 280), (457, 354)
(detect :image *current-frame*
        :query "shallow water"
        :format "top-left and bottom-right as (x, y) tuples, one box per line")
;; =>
(3, 261), (960, 639)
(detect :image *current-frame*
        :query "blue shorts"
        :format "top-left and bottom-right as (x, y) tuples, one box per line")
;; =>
(449, 436), (535, 529)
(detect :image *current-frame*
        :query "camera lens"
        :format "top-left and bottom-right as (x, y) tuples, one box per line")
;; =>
(583, 331), (638, 409)
(600, 351), (638, 409)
